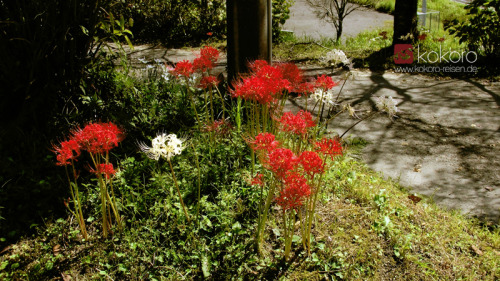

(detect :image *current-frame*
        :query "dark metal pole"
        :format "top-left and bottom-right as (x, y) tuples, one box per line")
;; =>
(227, 0), (271, 82)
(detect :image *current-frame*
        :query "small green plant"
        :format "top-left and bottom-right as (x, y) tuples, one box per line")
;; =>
(448, 0), (500, 60)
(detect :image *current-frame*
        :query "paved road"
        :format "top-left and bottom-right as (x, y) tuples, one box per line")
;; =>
(283, 0), (393, 41)
(285, 67), (500, 222)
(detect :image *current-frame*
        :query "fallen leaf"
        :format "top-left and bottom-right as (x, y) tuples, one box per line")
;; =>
(413, 164), (422, 172)
(471, 245), (483, 256)
(61, 272), (71, 281)
(408, 194), (422, 204)
(485, 186), (493, 192)
(0, 246), (11, 255)
(53, 244), (61, 255)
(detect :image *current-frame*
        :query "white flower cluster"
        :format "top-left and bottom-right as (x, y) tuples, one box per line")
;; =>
(375, 96), (399, 119)
(312, 88), (337, 106)
(160, 64), (175, 82)
(139, 133), (185, 161)
(324, 49), (350, 65)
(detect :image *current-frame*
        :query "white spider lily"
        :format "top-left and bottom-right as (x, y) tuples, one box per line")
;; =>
(139, 133), (185, 161)
(324, 49), (350, 65)
(312, 88), (338, 106)
(375, 96), (399, 119)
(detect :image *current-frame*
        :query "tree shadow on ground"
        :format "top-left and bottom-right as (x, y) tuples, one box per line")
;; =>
(290, 57), (500, 221)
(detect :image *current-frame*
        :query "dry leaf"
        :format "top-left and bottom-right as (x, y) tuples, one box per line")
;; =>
(0, 246), (11, 255)
(61, 272), (71, 281)
(471, 245), (483, 256)
(485, 186), (493, 192)
(413, 164), (422, 172)
(53, 244), (61, 255)
(408, 194), (422, 204)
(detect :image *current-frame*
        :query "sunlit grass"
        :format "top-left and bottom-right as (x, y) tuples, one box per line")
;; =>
(352, 0), (467, 24)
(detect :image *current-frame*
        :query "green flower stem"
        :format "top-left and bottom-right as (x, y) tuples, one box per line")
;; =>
(304, 171), (325, 254)
(256, 179), (278, 255)
(184, 77), (201, 130)
(191, 143), (202, 222)
(168, 158), (190, 222)
(65, 164), (88, 239)
(284, 210), (295, 261)
(214, 86), (227, 119)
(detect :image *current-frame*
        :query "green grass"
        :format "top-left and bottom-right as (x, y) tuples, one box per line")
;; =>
(352, 0), (467, 25)
(1, 150), (498, 280)
(1, 42), (498, 279)
(274, 21), (469, 71)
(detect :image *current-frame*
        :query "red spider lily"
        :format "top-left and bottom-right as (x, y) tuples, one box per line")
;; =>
(73, 122), (124, 154)
(91, 163), (116, 179)
(299, 151), (325, 176)
(251, 173), (265, 186)
(203, 119), (233, 135)
(193, 56), (215, 72)
(198, 75), (219, 89)
(207, 32), (213, 36)
(248, 60), (270, 73)
(314, 137), (343, 160)
(275, 172), (311, 210)
(278, 110), (316, 135)
(171, 60), (194, 77)
(277, 62), (303, 92)
(232, 61), (292, 103)
(249, 132), (280, 152)
(314, 75), (337, 90)
(199, 46), (220, 63)
(267, 148), (298, 179)
(231, 76), (278, 104)
(53, 139), (81, 166)
(295, 81), (316, 96)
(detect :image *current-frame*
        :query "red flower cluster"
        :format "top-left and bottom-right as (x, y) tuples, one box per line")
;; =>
(193, 46), (220, 72)
(249, 132), (280, 152)
(299, 151), (324, 176)
(315, 75), (337, 90)
(91, 163), (116, 179)
(251, 173), (265, 186)
(53, 122), (124, 166)
(267, 148), (298, 179)
(171, 46), (220, 79)
(231, 60), (292, 104)
(275, 172), (311, 210)
(170, 60), (194, 78)
(314, 137), (343, 160)
(73, 122), (124, 154)
(203, 119), (233, 136)
(53, 139), (81, 166)
(277, 63), (303, 92)
(278, 110), (316, 136)
(198, 75), (219, 89)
